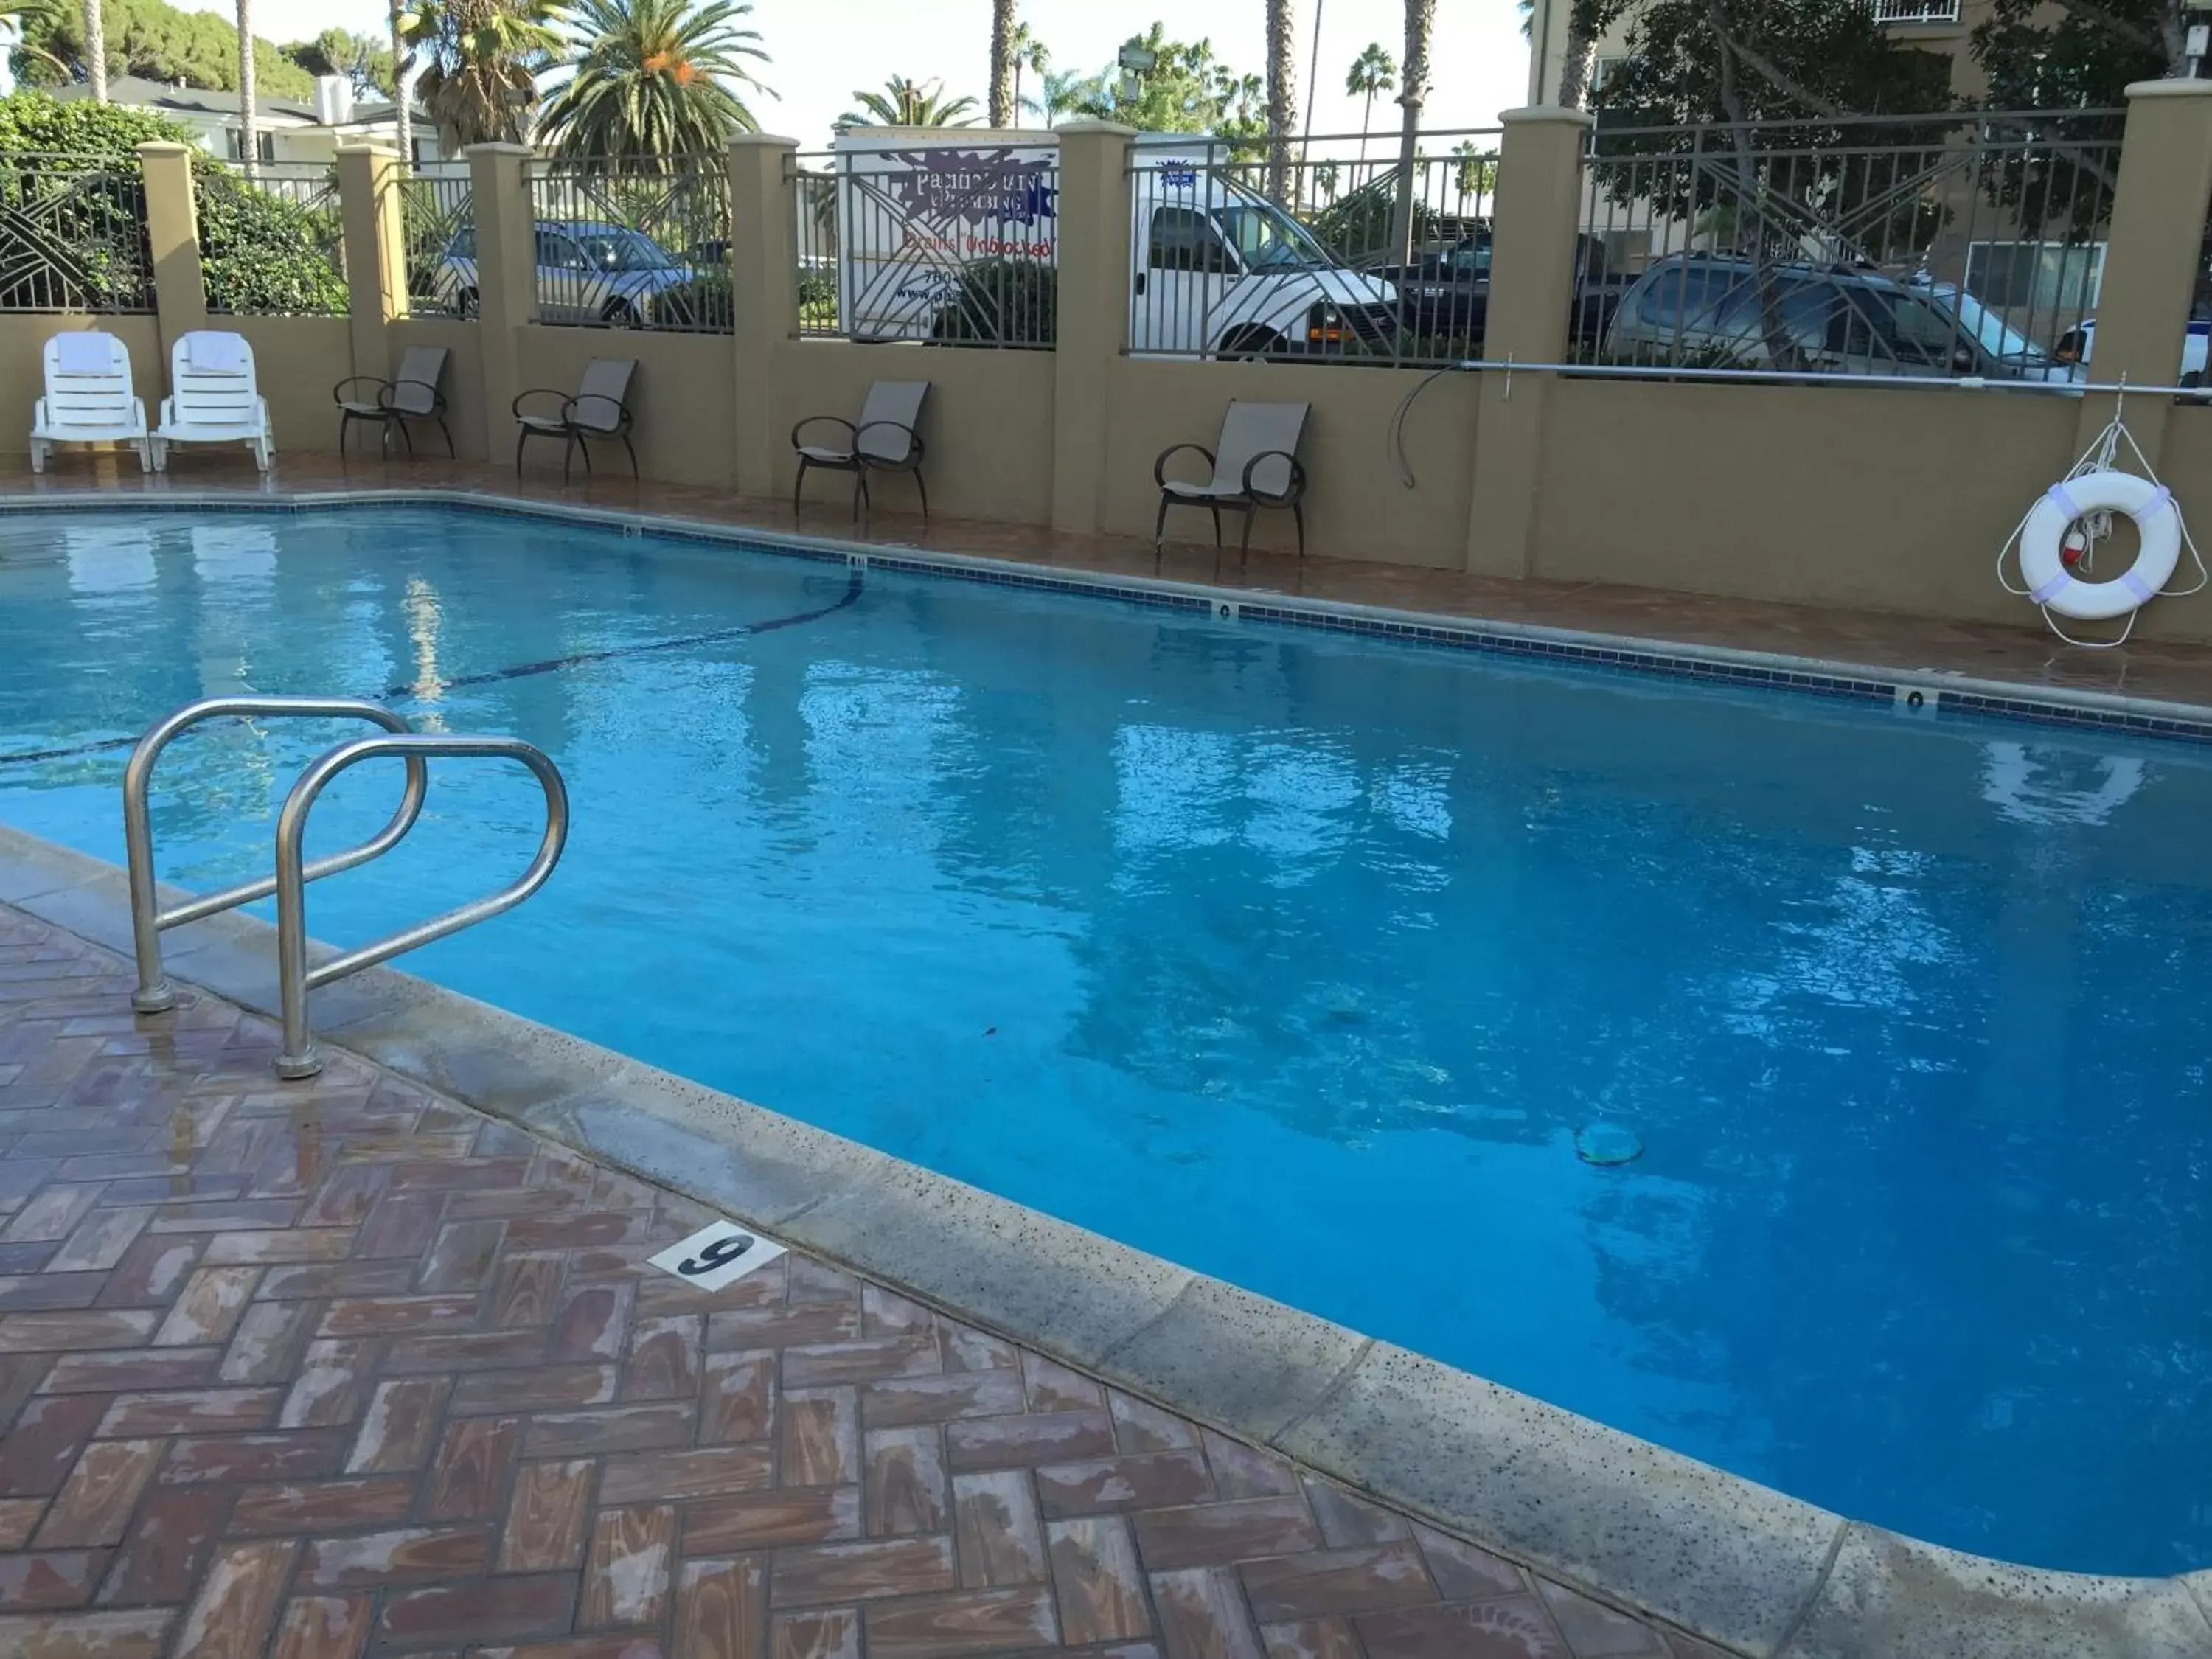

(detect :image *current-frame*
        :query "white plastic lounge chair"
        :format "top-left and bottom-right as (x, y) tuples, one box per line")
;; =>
(333, 344), (453, 458)
(1155, 400), (1311, 557)
(512, 358), (636, 481)
(152, 330), (274, 472)
(791, 380), (931, 520)
(29, 330), (151, 473)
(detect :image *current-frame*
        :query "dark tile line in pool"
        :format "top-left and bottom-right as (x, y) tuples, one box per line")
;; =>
(15, 490), (2212, 746)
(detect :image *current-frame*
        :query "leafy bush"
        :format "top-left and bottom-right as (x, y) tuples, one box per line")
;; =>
(928, 257), (1055, 347)
(194, 171), (347, 315)
(650, 270), (732, 331)
(1307, 175), (1437, 271)
(0, 92), (347, 315)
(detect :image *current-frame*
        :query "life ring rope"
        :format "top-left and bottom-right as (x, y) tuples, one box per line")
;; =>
(1998, 390), (2206, 649)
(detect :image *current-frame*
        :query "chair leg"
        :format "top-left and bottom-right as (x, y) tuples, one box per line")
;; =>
(1293, 502), (1305, 559)
(914, 467), (929, 520)
(852, 470), (867, 523)
(397, 417), (414, 458)
(620, 433), (637, 480)
(515, 426), (529, 475)
(1238, 504), (1256, 557)
(561, 433), (576, 484)
(437, 416), (455, 459)
(793, 457), (810, 515)
(1154, 493), (1170, 546)
(1208, 505), (1222, 547)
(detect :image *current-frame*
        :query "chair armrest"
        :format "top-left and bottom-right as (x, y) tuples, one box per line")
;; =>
(512, 387), (568, 420)
(791, 414), (858, 452)
(333, 375), (391, 406)
(1155, 442), (1215, 489)
(385, 380), (446, 416)
(854, 420), (922, 466)
(563, 394), (632, 434)
(1240, 449), (1307, 507)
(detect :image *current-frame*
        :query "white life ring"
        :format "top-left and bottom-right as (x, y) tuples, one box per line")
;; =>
(2018, 469), (2181, 622)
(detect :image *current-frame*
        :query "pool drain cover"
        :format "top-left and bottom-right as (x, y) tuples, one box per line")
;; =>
(1574, 1123), (1643, 1166)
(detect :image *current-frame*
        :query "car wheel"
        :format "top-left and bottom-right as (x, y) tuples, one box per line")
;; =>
(455, 287), (479, 320)
(1222, 329), (1285, 361)
(602, 300), (642, 329)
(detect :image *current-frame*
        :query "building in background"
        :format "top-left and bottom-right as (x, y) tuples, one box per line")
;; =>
(54, 74), (443, 166)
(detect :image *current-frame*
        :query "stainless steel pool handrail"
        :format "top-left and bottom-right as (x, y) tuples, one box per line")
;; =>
(274, 734), (568, 1080)
(123, 697), (429, 1015)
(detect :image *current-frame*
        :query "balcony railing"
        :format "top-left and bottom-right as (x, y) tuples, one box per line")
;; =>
(1872, 0), (1961, 22)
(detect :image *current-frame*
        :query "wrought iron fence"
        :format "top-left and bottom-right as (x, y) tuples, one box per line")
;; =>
(0, 153), (151, 313)
(525, 158), (731, 332)
(198, 160), (348, 316)
(1126, 130), (1502, 365)
(399, 164), (474, 318)
(1571, 109), (2122, 383)
(793, 144), (1058, 347)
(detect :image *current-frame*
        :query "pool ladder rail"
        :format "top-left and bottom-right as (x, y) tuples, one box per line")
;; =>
(122, 695), (568, 1080)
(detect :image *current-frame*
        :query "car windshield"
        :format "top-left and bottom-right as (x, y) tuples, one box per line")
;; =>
(1216, 194), (1329, 271)
(571, 229), (680, 273)
(1918, 281), (2053, 364)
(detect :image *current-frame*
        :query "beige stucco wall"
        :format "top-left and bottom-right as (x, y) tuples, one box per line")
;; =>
(0, 315), (166, 457)
(388, 318), (488, 461)
(768, 339), (1056, 524)
(1099, 358), (1481, 568)
(213, 314), (357, 458)
(1528, 377), (2212, 641)
(510, 324), (737, 488)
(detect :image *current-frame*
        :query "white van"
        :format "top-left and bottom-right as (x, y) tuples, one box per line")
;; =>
(827, 128), (1399, 358)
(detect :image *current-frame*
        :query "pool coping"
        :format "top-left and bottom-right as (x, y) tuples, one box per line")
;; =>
(4, 492), (2212, 1652)
(12, 481), (2212, 744)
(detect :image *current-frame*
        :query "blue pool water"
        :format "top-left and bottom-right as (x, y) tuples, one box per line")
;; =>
(2, 506), (2208, 1576)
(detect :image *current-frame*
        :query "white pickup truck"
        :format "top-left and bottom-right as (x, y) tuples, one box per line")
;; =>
(828, 129), (1399, 357)
(2053, 317), (2212, 385)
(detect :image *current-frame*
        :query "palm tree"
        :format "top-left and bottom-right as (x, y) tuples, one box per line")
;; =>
(1387, 0), (1432, 259)
(389, 0), (413, 166)
(1263, 0), (1295, 201)
(237, 0), (258, 179)
(397, 0), (561, 150)
(78, 0), (102, 100)
(1024, 66), (1085, 125)
(987, 0), (1015, 125)
(1313, 158), (1339, 201)
(539, 0), (769, 162)
(1011, 21), (1046, 125)
(839, 76), (977, 128)
(1449, 137), (1490, 209)
(1345, 43), (1392, 175)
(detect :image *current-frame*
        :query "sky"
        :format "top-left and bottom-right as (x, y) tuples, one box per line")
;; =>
(180, 0), (1535, 150)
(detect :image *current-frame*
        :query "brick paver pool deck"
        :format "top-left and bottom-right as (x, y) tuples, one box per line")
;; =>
(0, 901), (1711, 1659)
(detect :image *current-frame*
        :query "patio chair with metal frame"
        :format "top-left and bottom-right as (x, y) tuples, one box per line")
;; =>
(512, 358), (637, 482)
(1154, 400), (1310, 557)
(791, 380), (931, 521)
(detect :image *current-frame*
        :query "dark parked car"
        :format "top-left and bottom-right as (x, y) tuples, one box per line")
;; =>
(1380, 232), (1629, 351)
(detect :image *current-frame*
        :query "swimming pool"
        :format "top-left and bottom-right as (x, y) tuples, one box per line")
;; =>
(2, 504), (2207, 1576)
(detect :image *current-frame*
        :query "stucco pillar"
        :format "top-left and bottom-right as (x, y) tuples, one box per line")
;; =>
(134, 142), (206, 357)
(728, 133), (799, 500)
(2073, 80), (2212, 465)
(335, 145), (406, 381)
(1051, 122), (1135, 535)
(465, 142), (537, 467)
(1466, 106), (1590, 578)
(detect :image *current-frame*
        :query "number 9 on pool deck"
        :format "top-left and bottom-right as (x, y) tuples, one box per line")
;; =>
(647, 1219), (787, 1293)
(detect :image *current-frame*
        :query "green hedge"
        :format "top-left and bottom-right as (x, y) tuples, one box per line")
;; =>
(928, 257), (1055, 346)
